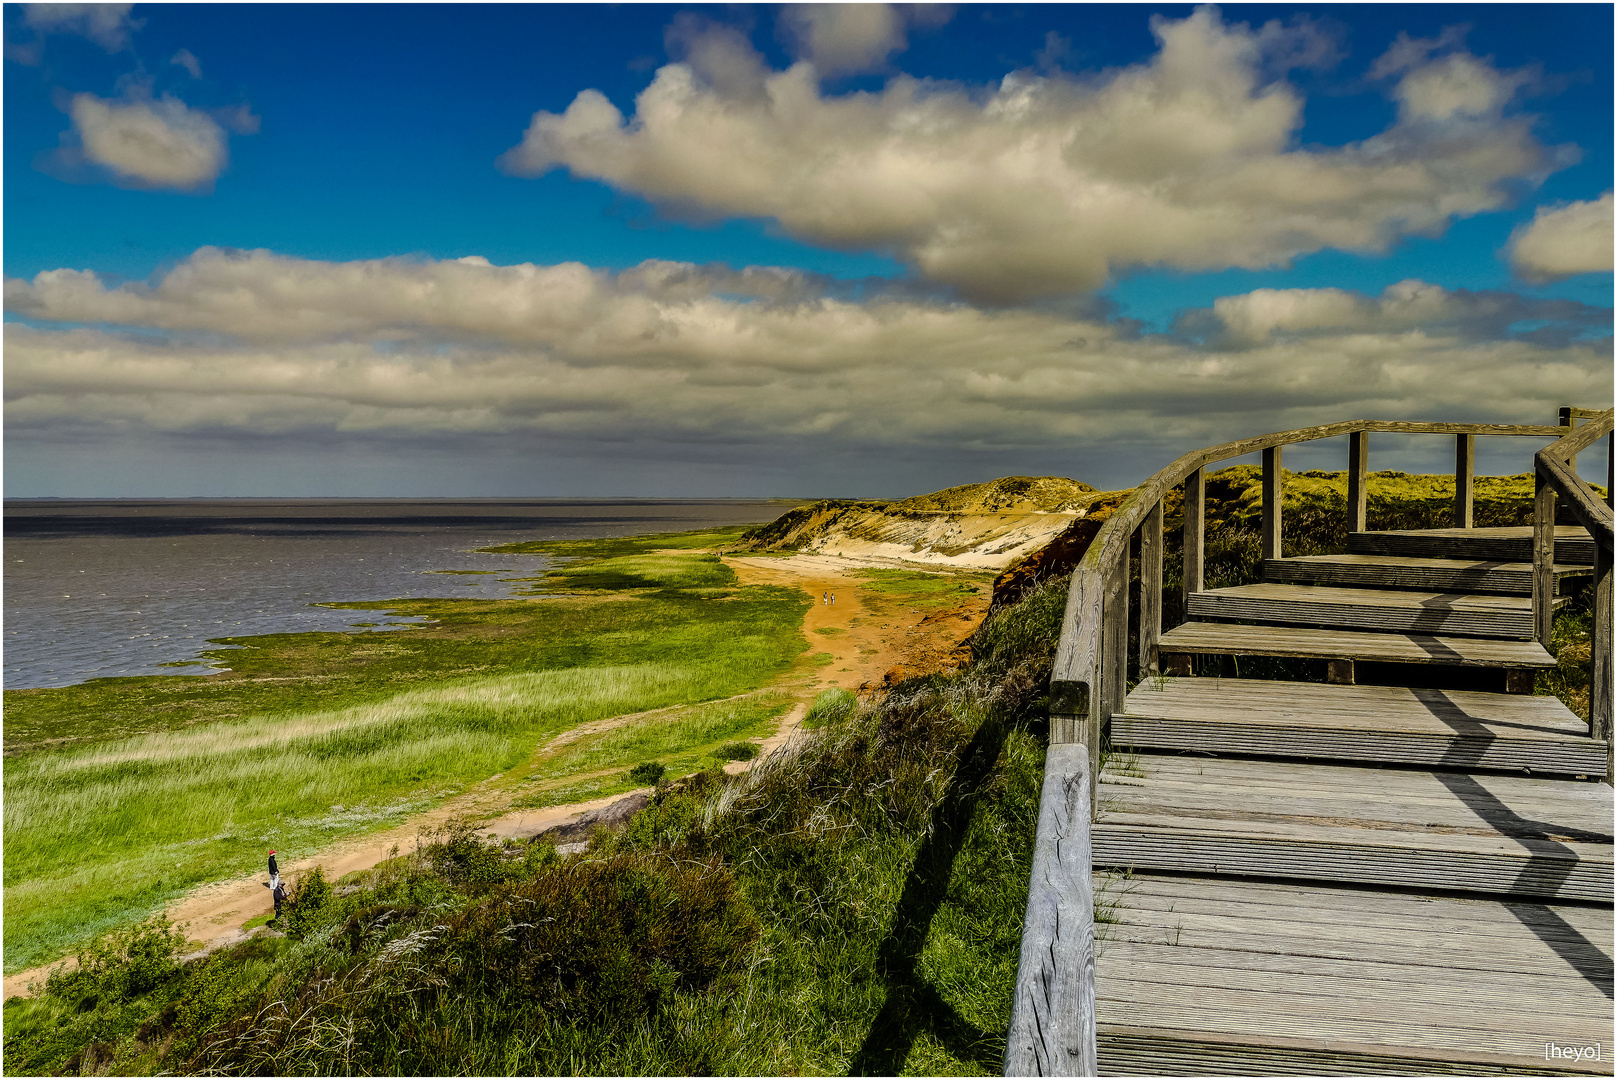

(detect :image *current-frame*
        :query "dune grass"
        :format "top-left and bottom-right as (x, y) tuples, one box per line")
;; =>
(3, 526), (810, 974)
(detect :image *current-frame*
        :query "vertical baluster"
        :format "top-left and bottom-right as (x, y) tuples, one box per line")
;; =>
(1262, 445), (1283, 561)
(1347, 430), (1369, 535)
(1533, 470), (1556, 648)
(1105, 550), (1129, 727)
(1138, 500), (1163, 677)
(1182, 467), (1204, 609)
(1455, 434), (1474, 529)
(1592, 540), (1612, 780)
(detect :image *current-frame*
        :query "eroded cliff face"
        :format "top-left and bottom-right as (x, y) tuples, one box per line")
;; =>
(736, 476), (1130, 570)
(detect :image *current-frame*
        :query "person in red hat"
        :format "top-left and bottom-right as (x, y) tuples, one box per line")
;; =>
(264, 850), (286, 923)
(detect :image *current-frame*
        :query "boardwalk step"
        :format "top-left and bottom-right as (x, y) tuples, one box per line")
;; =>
(1186, 583), (1558, 639)
(1158, 622), (1556, 668)
(1347, 526), (1595, 565)
(1262, 554), (1592, 596)
(1115, 678), (1606, 775)
(1094, 875), (1614, 1076)
(1094, 755), (1613, 901)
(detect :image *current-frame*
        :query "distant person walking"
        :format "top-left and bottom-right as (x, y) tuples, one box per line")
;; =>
(264, 850), (287, 923)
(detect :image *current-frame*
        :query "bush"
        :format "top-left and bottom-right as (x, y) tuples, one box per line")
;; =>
(628, 760), (666, 785)
(715, 740), (758, 761)
(282, 865), (336, 936)
(46, 915), (186, 1009)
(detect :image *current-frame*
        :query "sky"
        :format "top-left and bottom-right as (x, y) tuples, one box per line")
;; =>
(4, 2), (1613, 498)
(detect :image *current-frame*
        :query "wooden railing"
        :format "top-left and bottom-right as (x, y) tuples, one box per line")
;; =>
(1005, 409), (1608, 1076)
(1534, 408), (1614, 779)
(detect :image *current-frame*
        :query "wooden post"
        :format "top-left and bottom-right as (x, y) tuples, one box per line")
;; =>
(1592, 539), (1612, 781)
(1560, 406), (1578, 473)
(1607, 431), (1614, 512)
(1139, 501), (1163, 677)
(1455, 434), (1474, 529)
(1347, 430), (1369, 534)
(1050, 565), (1104, 805)
(1182, 467), (1205, 615)
(1105, 553), (1129, 720)
(1534, 471), (1557, 648)
(1004, 742), (1097, 1077)
(1262, 445), (1283, 560)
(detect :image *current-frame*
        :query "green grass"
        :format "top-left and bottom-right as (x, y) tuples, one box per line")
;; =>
(3, 532), (810, 975)
(3, 576), (1067, 1076)
(854, 568), (989, 612)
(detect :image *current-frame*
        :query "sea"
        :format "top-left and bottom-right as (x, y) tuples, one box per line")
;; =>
(4, 499), (795, 690)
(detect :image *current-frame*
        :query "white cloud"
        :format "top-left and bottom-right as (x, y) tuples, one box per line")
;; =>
(5, 251), (1609, 462)
(502, 6), (1562, 303)
(170, 47), (202, 79)
(64, 92), (230, 189)
(24, 3), (139, 51)
(1508, 192), (1615, 282)
(779, 4), (907, 77)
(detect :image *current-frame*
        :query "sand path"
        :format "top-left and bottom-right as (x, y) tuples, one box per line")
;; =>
(4, 554), (988, 1000)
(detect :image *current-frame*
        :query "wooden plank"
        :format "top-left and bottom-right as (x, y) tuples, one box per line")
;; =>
(1348, 525), (1595, 564)
(1347, 431), (1369, 535)
(1158, 621), (1556, 667)
(1537, 476), (1559, 646)
(1539, 451), (1614, 548)
(1186, 583), (1553, 639)
(1139, 500), (1163, 676)
(1182, 467), (1204, 608)
(1005, 742), (1096, 1077)
(1263, 554), (1591, 596)
(1262, 445), (1282, 561)
(1456, 433), (1475, 528)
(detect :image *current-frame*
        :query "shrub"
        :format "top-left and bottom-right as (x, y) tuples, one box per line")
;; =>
(282, 865), (336, 936)
(628, 760), (666, 785)
(715, 740), (758, 761)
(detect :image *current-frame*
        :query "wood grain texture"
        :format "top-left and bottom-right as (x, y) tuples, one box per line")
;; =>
(1182, 468), (1204, 604)
(1093, 874), (1614, 1075)
(1139, 500), (1163, 677)
(1538, 450), (1615, 548)
(1262, 446), (1282, 561)
(1347, 431), (1369, 535)
(1186, 583), (1556, 639)
(1114, 677), (1607, 774)
(1157, 621), (1557, 667)
(1348, 526), (1595, 564)
(1006, 743), (1097, 1077)
(1456, 433), (1475, 529)
(1262, 555), (1591, 596)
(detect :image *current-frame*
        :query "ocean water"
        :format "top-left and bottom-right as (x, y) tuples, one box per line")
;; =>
(4, 499), (792, 690)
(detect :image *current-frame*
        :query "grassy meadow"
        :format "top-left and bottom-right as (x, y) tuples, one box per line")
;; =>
(3, 525), (809, 975)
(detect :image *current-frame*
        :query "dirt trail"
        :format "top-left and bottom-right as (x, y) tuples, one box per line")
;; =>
(4, 554), (988, 1001)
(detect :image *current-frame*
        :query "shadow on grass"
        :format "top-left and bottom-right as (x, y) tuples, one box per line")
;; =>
(849, 713), (1012, 1076)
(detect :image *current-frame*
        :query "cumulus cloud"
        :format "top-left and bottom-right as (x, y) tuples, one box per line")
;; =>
(778, 4), (907, 77)
(1178, 279), (1612, 348)
(170, 47), (202, 78)
(1508, 192), (1615, 282)
(6, 250), (1609, 464)
(502, 6), (1562, 303)
(23, 3), (139, 51)
(59, 91), (231, 189)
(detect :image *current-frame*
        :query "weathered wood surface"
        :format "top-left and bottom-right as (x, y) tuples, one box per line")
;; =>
(1186, 583), (1558, 639)
(1349, 525), (1595, 564)
(1093, 874), (1614, 1075)
(1261, 445), (1282, 561)
(1346, 430), (1369, 534)
(1114, 677), (1607, 774)
(1005, 743), (1096, 1077)
(1138, 501), (1163, 677)
(1181, 468), (1204, 606)
(1456, 433), (1475, 528)
(1537, 478), (1560, 647)
(1093, 754), (1613, 900)
(1262, 554), (1591, 596)
(1157, 621), (1557, 667)
(1538, 449), (1615, 548)
(1546, 407), (1615, 458)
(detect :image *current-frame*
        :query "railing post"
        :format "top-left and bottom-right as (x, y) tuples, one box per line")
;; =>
(1105, 552), (1129, 722)
(1004, 742), (1097, 1076)
(1560, 406), (1578, 473)
(1607, 430), (1614, 512)
(1593, 540), (1612, 781)
(1262, 445), (1283, 560)
(1534, 471), (1557, 648)
(1182, 468), (1205, 616)
(1455, 434), (1474, 529)
(1050, 564), (1104, 807)
(1139, 501), (1163, 677)
(1347, 430), (1369, 534)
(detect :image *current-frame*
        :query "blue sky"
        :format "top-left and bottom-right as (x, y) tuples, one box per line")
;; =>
(4, 3), (1612, 497)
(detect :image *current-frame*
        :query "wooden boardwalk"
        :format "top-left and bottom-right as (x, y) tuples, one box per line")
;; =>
(1006, 410), (1614, 1078)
